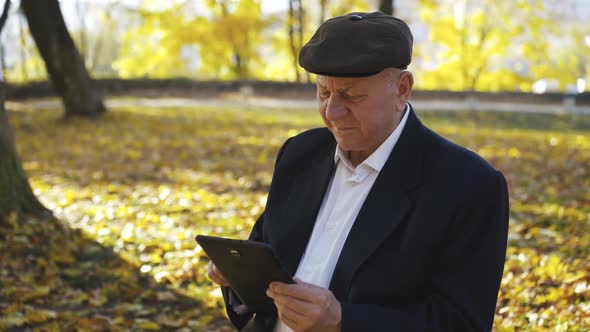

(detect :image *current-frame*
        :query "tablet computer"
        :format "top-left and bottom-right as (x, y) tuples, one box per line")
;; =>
(195, 234), (294, 313)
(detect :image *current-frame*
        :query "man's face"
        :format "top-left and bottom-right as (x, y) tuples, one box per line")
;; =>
(316, 69), (405, 157)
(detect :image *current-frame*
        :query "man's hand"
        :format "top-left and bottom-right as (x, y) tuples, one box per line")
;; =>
(266, 277), (341, 332)
(207, 262), (230, 287)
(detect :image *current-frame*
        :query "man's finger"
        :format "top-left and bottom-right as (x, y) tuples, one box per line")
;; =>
(271, 282), (320, 302)
(267, 288), (310, 316)
(208, 268), (229, 286)
(207, 263), (230, 286)
(210, 263), (228, 280)
(275, 300), (305, 330)
(279, 312), (299, 331)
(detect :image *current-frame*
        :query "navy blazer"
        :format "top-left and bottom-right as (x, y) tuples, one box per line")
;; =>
(222, 105), (509, 331)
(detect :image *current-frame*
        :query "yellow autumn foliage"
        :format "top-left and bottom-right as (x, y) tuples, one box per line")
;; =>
(1, 99), (588, 330)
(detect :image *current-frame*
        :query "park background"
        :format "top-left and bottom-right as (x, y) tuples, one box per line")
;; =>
(0, 0), (588, 331)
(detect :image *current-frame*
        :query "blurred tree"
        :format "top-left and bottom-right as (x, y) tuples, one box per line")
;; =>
(379, 0), (395, 15)
(5, 1), (126, 82)
(114, 2), (194, 79)
(288, 0), (308, 82)
(83, 2), (123, 74)
(0, 0), (50, 223)
(210, 0), (264, 78)
(75, 0), (87, 61)
(3, 8), (47, 83)
(524, 2), (590, 92)
(21, 0), (105, 117)
(17, 9), (27, 81)
(195, 0), (271, 79)
(319, 0), (328, 24)
(417, 0), (547, 91)
(288, 0), (299, 82)
(115, 0), (270, 80)
(328, 0), (370, 17)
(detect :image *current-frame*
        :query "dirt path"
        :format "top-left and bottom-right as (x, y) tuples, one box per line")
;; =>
(7, 95), (590, 114)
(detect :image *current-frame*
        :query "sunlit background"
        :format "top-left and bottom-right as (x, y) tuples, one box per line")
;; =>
(1, 0), (589, 92)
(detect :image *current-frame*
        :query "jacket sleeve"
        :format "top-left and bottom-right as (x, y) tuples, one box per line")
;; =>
(221, 137), (292, 330)
(340, 170), (510, 332)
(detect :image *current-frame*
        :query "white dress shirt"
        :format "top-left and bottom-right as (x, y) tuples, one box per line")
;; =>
(274, 105), (410, 332)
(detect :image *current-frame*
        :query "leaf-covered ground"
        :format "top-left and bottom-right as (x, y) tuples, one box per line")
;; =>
(2, 100), (589, 331)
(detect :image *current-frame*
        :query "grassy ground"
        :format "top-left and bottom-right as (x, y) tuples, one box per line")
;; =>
(1, 102), (589, 331)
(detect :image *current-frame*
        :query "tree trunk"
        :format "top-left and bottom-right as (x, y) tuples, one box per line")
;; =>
(18, 12), (28, 81)
(0, 87), (50, 222)
(0, 0), (6, 79)
(76, 0), (87, 62)
(319, 0), (327, 25)
(20, 0), (105, 118)
(295, 0), (309, 83)
(0, 0), (50, 224)
(288, 0), (300, 82)
(379, 0), (395, 16)
(217, 0), (247, 79)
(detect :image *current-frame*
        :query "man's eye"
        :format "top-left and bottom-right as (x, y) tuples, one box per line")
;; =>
(346, 95), (364, 101)
(319, 91), (331, 98)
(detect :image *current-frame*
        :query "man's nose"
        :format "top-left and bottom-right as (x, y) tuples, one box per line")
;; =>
(325, 96), (348, 121)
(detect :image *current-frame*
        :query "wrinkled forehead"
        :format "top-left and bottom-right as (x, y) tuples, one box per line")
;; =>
(316, 75), (363, 88)
(316, 69), (394, 89)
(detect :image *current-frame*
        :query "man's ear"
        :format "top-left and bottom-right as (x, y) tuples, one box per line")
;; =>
(397, 71), (414, 109)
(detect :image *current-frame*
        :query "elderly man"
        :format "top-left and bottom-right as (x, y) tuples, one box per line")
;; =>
(208, 12), (509, 332)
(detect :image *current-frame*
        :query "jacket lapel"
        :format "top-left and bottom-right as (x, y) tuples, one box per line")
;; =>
(329, 106), (425, 299)
(274, 141), (336, 276)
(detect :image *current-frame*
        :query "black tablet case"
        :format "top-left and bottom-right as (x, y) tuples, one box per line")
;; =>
(196, 235), (294, 313)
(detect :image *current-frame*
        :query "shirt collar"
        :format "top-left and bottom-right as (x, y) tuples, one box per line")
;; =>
(334, 103), (410, 174)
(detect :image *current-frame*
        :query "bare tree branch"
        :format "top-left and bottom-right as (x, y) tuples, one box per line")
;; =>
(0, 0), (10, 35)
(379, 0), (394, 16)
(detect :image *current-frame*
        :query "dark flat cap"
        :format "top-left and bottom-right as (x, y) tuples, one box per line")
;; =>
(299, 12), (413, 77)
